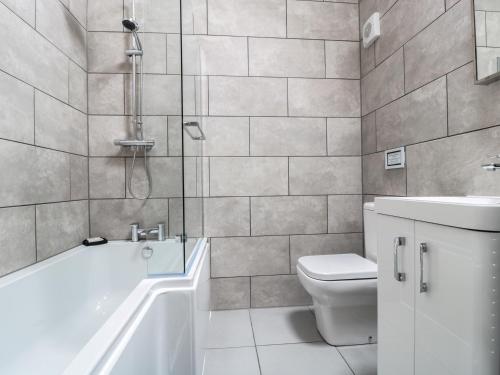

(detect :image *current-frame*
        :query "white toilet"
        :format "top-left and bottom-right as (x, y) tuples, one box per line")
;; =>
(297, 202), (377, 346)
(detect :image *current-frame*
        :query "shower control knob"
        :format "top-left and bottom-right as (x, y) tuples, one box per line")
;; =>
(142, 246), (154, 259)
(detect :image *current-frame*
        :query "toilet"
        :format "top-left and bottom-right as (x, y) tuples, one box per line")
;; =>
(297, 202), (377, 346)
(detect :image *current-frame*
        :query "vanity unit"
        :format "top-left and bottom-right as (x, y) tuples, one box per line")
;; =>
(375, 197), (500, 375)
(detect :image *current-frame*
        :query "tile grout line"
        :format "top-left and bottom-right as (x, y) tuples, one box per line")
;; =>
(337, 347), (356, 375)
(247, 310), (263, 375)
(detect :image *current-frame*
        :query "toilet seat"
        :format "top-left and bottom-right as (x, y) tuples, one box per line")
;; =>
(297, 253), (377, 281)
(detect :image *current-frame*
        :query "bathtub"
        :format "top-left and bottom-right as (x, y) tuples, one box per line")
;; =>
(0, 238), (210, 375)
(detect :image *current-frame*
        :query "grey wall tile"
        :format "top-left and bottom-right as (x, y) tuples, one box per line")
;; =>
(125, 0), (180, 33)
(167, 34), (181, 75)
(36, 201), (89, 261)
(361, 113), (377, 155)
(0, 140), (70, 206)
(251, 275), (312, 307)
(475, 11), (486, 47)
(129, 75), (181, 115)
(88, 74), (124, 115)
(0, 206), (36, 277)
(290, 233), (363, 273)
(251, 196), (327, 236)
(289, 79), (360, 117)
(184, 117), (249, 157)
(89, 158), (125, 198)
(126, 157), (183, 198)
(249, 38), (325, 78)
(35, 91), (88, 155)
(210, 157), (288, 197)
(211, 277), (251, 310)
(360, 42), (375, 77)
(87, 0), (123, 31)
(250, 117), (327, 156)
(182, 75), (209, 117)
(69, 62), (87, 113)
(287, 0), (358, 41)
(70, 155), (88, 200)
(209, 77), (287, 116)
(169, 197), (202, 237)
(0, 70), (34, 144)
(36, 0), (87, 69)
(375, 0), (444, 64)
(1, 2), (69, 101)
(362, 152), (406, 196)
(90, 198), (169, 239)
(68, 0), (87, 27)
(475, 0), (500, 11)
(289, 157), (362, 195)
(325, 41), (360, 79)
(361, 48), (404, 115)
(446, 0), (461, 9)
(182, 0), (207, 35)
(0, 0), (35, 26)
(448, 63), (500, 135)
(327, 118), (361, 156)
(183, 35), (248, 76)
(208, 0), (286, 38)
(167, 116), (183, 157)
(376, 77), (447, 151)
(88, 32), (129, 73)
(211, 236), (290, 277)
(204, 197), (250, 237)
(407, 127), (500, 196)
(328, 195), (363, 233)
(404, 0), (473, 92)
(141, 33), (168, 74)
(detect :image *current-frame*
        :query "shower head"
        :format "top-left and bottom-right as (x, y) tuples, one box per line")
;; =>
(122, 18), (139, 31)
(122, 18), (143, 51)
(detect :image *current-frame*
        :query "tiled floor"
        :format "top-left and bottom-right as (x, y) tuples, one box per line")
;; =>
(203, 306), (377, 375)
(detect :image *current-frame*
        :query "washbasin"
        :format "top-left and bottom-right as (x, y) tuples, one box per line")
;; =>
(374, 196), (500, 231)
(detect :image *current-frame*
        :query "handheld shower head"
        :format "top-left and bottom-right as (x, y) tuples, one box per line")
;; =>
(122, 18), (139, 31)
(122, 18), (142, 51)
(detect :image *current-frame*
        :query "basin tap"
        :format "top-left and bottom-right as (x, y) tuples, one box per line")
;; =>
(482, 155), (500, 171)
(130, 223), (165, 242)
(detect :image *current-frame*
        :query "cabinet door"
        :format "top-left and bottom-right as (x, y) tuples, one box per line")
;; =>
(377, 214), (415, 375)
(414, 222), (500, 375)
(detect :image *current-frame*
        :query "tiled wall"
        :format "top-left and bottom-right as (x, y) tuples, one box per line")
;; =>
(182, 0), (364, 310)
(474, 1), (500, 80)
(361, 0), (500, 201)
(86, 0), (187, 241)
(0, 0), (89, 277)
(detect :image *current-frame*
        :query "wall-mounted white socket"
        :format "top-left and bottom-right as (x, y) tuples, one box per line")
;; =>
(362, 12), (380, 49)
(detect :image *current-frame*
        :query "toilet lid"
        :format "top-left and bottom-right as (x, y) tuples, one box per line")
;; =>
(297, 254), (377, 281)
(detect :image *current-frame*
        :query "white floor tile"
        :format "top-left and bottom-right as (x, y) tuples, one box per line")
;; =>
(257, 342), (353, 375)
(250, 306), (321, 345)
(206, 310), (255, 348)
(203, 347), (261, 375)
(339, 344), (377, 375)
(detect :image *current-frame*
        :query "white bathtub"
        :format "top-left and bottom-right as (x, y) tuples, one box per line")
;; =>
(0, 239), (210, 375)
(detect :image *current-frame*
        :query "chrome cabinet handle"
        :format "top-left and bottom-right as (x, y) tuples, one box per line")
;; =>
(393, 237), (406, 282)
(419, 243), (428, 293)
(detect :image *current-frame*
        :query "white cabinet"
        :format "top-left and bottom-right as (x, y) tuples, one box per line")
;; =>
(377, 214), (500, 375)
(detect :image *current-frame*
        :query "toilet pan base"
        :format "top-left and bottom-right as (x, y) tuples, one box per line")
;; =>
(297, 267), (377, 346)
(313, 302), (377, 346)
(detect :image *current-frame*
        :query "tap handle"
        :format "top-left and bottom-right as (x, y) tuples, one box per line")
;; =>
(130, 223), (140, 242)
(157, 223), (165, 241)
